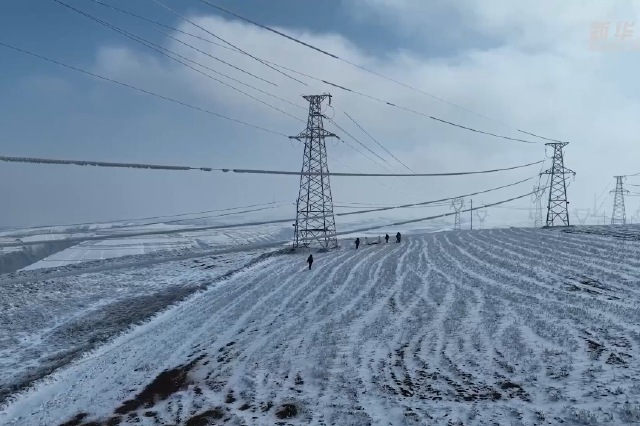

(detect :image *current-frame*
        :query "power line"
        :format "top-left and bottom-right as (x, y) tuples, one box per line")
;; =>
(334, 204), (449, 209)
(226, 159), (543, 177)
(0, 155), (217, 172)
(54, 1), (305, 122)
(108, 204), (288, 229)
(0, 180), (539, 248)
(325, 118), (395, 170)
(5, 201), (289, 231)
(76, 3), (277, 86)
(85, 0), (545, 146)
(83, 0), (222, 45)
(0, 154), (542, 178)
(0, 42), (288, 137)
(327, 154), (417, 200)
(200, 0), (562, 144)
(335, 189), (543, 235)
(324, 117), (433, 194)
(334, 175), (536, 218)
(344, 111), (415, 173)
(262, 59), (539, 144)
(81, 0), (542, 146)
(149, 0), (305, 85)
(150, 27), (280, 87)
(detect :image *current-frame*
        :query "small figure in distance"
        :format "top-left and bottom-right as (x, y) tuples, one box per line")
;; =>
(355, 237), (360, 249)
(396, 232), (401, 243)
(307, 254), (313, 270)
(385, 234), (389, 243)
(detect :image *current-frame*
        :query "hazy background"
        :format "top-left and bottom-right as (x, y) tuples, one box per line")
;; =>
(1, 0), (640, 229)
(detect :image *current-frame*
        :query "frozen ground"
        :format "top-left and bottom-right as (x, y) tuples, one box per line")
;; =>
(0, 224), (292, 273)
(0, 246), (281, 405)
(4, 225), (640, 425)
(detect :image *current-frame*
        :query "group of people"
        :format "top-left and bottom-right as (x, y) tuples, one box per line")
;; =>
(354, 232), (401, 249)
(306, 232), (402, 269)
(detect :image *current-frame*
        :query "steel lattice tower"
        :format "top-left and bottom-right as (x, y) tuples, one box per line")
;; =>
(541, 143), (575, 226)
(573, 208), (590, 225)
(451, 198), (464, 230)
(530, 185), (546, 228)
(476, 209), (488, 229)
(290, 94), (339, 249)
(610, 176), (629, 225)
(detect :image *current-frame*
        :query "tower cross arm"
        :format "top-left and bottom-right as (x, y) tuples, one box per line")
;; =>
(541, 167), (576, 176)
(289, 130), (339, 140)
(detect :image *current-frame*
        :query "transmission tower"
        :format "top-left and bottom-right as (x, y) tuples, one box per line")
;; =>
(541, 143), (575, 226)
(530, 185), (545, 228)
(610, 176), (629, 225)
(290, 94), (339, 249)
(476, 209), (488, 229)
(573, 208), (590, 225)
(451, 198), (464, 230)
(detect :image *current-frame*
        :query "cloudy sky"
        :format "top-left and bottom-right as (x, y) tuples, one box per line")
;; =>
(1, 0), (640, 229)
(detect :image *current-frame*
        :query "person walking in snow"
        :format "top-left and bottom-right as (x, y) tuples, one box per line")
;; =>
(396, 232), (401, 243)
(355, 237), (360, 249)
(307, 254), (313, 270)
(385, 234), (389, 243)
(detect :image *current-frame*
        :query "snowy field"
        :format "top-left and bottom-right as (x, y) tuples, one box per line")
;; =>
(3, 226), (640, 425)
(22, 225), (291, 271)
(1, 224), (290, 272)
(0, 246), (281, 406)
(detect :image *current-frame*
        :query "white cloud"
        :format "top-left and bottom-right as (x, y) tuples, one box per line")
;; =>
(6, 2), (640, 228)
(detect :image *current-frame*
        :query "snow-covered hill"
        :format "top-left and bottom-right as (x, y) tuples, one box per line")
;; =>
(0, 224), (291, 273)
(3, 226), (640, 425)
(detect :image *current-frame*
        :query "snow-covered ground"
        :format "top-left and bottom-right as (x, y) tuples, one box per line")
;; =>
(4, 225), (640, 425)
(0, 224), (290, 273)
(0, 246), (282, 406)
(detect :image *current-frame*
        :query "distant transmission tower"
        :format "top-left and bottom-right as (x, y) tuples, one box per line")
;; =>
(541, 143), (575, 226)
(476, 209), (488, 229)
(573, 208), (590, 225)
(610, 176), (629, 225)
(290, 94), (339, 249)
(530, 185), (545, 228)
(451, 198), (464, 230)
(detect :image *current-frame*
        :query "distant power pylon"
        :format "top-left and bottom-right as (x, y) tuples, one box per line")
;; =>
(475, 209), (488, 229)
(291, 94), (339, 249)
(541, 143), (575, 226)
(451, 198), (464, 230)
(610, 176), (629, 225)
(530, 185), (546, 228)
(573, 208), (590, 225)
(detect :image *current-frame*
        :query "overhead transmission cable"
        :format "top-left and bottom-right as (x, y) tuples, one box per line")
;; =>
(200, 0), (563, 144)
(344, 111), (415, 173)
(8, 201), (289, 231)
(324, 117), (424, 191)
(0, 155), (219, 172)
(0, 178), (538, 248)
(0, 155), (542, 177)
(0, 42), (287, 137)
(148, 0), (305, 85)
(106, 204), (287, 230)
(337, 188), (545, 235)
(80, 0), (542, 145)
(326, 154), (418, 200)
(73, 1), (276, 86)
(334, 175), (537, 217)
(75, 0), (544, 148)
(226, 159), (543, 176)
(54, 1), (305, 122)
